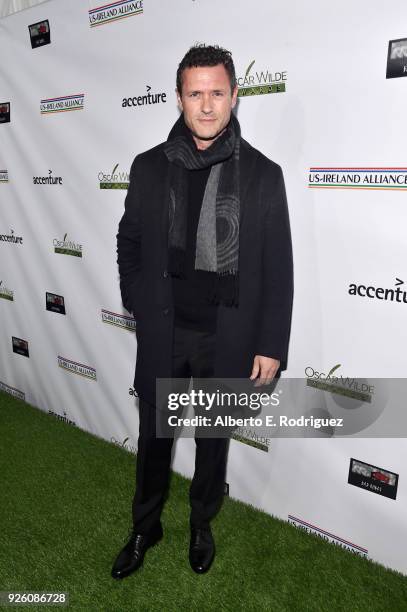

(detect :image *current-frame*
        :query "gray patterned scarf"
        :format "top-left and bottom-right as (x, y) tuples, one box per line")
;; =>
(163, 112), (240, 307)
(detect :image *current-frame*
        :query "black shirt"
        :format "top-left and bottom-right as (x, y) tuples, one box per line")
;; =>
(172, 165), (218, 332)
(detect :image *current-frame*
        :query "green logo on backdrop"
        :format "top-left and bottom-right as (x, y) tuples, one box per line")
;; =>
(53, 233), (83, 257)
(237, 60), (287, 97)
(99, 164), (129, 189)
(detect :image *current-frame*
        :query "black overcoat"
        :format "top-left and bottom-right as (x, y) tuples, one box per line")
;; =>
(117, 133), (294, 406)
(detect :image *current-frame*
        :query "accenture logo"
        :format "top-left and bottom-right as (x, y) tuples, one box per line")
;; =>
(33, 169), (63, 185)
(348, 277), (406, 304)
(48, 409), (77, 427)
(122, 85), (167, 108)
(0, 229), (23, 245)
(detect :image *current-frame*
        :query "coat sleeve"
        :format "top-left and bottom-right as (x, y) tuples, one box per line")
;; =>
(116, 155), (143, 316)
(254, 163), (294, 366)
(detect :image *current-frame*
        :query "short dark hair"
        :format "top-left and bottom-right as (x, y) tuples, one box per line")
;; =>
(176, 44), (237, 94)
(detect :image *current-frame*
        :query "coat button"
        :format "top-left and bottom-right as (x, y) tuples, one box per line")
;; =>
(163, 270), (168, 278)
(163, 308), (169, 315)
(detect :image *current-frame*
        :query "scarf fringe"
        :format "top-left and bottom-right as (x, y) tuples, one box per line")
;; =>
(208, 271), (239, 307)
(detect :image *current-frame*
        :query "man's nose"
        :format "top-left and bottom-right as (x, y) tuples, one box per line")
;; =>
(200, 93), (213, 114)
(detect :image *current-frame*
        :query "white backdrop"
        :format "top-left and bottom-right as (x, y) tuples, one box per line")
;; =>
(1, 0), (407, 574)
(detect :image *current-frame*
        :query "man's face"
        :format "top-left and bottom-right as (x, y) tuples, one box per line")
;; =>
(176, 64), (238, 150)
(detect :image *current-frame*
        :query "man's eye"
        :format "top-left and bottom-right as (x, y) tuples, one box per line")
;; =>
(190, 92), (199, 97)
(214, 92), (223, 97)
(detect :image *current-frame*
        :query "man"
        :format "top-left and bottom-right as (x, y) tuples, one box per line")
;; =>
(112, 44), (293, 578)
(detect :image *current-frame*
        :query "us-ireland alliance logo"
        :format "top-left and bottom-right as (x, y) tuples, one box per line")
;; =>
(58, 356), (97, 380)
(41, 94), (84, 114)
(88, 0), (143, 28)
(101, 309), (136, 331)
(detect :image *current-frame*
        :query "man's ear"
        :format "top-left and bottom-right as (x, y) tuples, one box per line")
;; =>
(176, 88), (183, 112)
(231, 85), (238, 109)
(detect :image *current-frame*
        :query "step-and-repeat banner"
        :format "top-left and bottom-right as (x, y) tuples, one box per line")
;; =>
(1, 0), (406, 574)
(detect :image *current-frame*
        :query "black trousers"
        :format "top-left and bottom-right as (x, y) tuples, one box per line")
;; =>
(132, 325), (230, 533)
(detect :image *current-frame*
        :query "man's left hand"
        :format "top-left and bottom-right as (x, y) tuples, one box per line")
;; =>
(250, 355), (280, 386)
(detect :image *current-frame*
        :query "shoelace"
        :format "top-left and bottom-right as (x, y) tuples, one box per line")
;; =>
(124, 528), (144, 546)
(191, 530), (209, 548)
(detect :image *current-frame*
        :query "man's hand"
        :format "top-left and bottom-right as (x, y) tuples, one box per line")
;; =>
(250, 355), (280, 386)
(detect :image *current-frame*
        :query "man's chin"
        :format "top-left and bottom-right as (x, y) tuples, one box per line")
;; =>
(191, 126), (224, 142)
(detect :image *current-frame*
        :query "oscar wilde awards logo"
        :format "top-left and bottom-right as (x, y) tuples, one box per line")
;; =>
(0, 229), (23, 245)
(308, 167), (407, 190)
(303, 364), (389, 437)
(101, 309), (136, 331)
(348, 277), (407, 304)
(237, 60), (287, 97)
(111, 436), (138, 454)
(348, 458), (398, 500)
(386, 38), (407, 79)
(41, 94), (84, 115)
(12, 337), (29, 358)
(0, 103), (10, 124)
(99, 164), (129, 189)
(232, 428), (270, 452)
(33, 169), (63, 185)
(288, 515), (368, 558)
(0, 281), (14, 301)
(122, 85), (167, 108)
(28, 19), (50, 48)
(0, 169), (9, 183)
(53, 233), (82, 258)
(88, 0), (143, 28)
(305, 364), (374, 403)
(0, 380), (25, 401)
(58, 356), (97, 380)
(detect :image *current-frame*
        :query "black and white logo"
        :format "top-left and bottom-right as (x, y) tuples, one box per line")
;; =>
(12, 336), (29, 358)
(0, 229), (23, 245)
(348, 277), (407, 304)
(0, 103), (10, 124)
(28, 19), (51, 49)
(122, 85), (167, 108)
(348, 458), (398, 500)
(46, 292), (66, 315)
(386, 38), (407, 79)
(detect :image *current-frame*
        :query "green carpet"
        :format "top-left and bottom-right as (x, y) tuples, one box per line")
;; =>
(1, 390), (406, 612)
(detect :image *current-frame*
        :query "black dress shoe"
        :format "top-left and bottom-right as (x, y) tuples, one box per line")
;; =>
(189, 527), (215, 574)
(111, 524), (163, 579)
